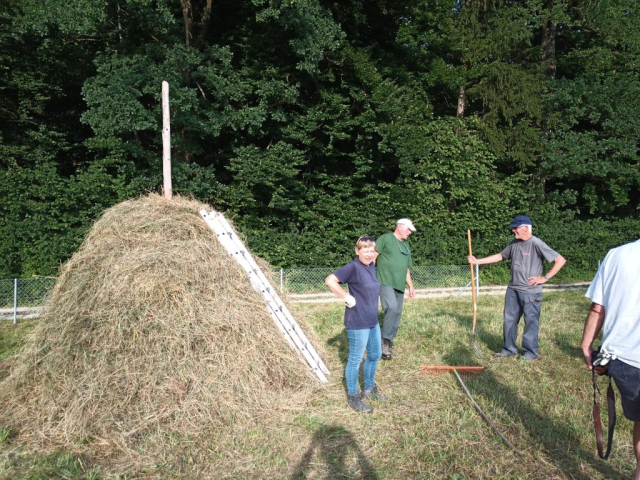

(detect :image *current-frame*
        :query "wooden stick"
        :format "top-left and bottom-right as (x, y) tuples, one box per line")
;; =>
(467, 229), (477, 336)
(420, 366), (485, 373)
(162, 81), (172, 200)
(453, 369), (522, 455)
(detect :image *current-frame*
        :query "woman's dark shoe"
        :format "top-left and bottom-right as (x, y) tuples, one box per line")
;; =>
(347, 393), (373, 413)
(362, 385), (388, 402)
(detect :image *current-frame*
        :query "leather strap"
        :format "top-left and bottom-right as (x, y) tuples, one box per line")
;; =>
(604, 379), (616, 459)
(592, 370), (616, 460)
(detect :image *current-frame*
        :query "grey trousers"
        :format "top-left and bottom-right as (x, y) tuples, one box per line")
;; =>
(500, 287), (543, 358)
(380, 284), (405, 341)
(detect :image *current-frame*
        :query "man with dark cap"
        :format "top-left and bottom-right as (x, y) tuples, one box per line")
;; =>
(374, 218), (417, 360)
(467, 215), (566, 360)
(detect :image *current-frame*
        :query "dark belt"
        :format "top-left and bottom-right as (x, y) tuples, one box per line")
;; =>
(592, 369), (616, 460)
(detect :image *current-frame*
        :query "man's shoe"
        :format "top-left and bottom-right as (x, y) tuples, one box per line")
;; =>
(381, 339), (392, 360)
(522, 355), (538, 361)
(362, 385), (388, 402)
(494, 351), (516, 358)
(347, 393), (373, 413)
(389, 340), (395, 356)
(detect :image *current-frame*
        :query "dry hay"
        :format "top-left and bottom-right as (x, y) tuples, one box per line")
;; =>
(0, 194), (323, 474)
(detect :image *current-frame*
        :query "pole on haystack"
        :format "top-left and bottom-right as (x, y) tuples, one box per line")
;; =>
(162, 81), (172, 200)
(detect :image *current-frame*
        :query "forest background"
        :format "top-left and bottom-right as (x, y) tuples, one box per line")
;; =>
(1, 0), (639, 282)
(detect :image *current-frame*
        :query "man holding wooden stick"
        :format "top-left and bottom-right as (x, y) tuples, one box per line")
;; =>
(467, 215), (566, 360)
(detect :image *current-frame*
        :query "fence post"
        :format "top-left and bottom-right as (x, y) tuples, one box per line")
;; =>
(13, 278), (18, 325)
(280, 268), (284, 294)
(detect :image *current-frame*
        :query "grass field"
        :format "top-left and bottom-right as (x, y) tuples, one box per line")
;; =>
(0, 290), (635, 479)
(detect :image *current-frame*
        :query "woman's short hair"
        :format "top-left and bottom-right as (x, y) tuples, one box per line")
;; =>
(356, 236), (376, 249)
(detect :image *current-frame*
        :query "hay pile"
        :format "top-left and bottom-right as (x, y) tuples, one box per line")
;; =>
(0, 194), (321, 470)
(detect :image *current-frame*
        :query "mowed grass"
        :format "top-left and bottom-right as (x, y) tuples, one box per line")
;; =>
(0, 291), (636, 479)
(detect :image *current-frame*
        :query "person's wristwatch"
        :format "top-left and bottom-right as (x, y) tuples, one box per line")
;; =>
(544, 274), (551, 280)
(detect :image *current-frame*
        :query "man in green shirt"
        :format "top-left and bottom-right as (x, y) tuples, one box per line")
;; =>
(374, 219), (416, 360)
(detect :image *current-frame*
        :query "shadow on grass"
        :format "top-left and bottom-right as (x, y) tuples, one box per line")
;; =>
(327, 330), (348, 367)
(553, 332), (584, 359)
(291, 424), (378, 480)
(442, 346), (625, 480)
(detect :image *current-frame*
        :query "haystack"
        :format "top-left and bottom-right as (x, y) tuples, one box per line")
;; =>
(0, 194), (322, 468)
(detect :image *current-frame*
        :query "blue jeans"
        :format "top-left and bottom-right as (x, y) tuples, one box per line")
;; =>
(380, 285), (405, 341)
(501, 288), (542, 358)
(345, 324), (382, 395)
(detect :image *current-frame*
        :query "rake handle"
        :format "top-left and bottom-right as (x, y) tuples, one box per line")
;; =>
(467, 230), (478, 334)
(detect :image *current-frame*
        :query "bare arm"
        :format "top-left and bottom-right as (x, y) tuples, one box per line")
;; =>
(527, 254), (567, 286)
(468, 253), (504, 265)
(547, 254), (566, 278)
(580, 302), (605, 371)
(325, 274), (348, 300)
(406, 269), (415, 298)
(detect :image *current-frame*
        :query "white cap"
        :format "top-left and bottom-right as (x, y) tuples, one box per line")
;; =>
(396, 218), (416, 232)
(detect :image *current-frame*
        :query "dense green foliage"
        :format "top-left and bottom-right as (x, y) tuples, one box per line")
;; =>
(1, 0), (638, 278)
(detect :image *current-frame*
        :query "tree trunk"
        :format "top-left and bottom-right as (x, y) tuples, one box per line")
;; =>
(181, 0), (192, 48)
(195, 0), (213, 48)
(538, 3), (557, 201)
(541, 18), (556, 79)
(457, 85), (466, 119)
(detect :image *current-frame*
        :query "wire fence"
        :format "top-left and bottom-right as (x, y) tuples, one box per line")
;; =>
(279, 265), (476, 294)
(1, 265), (476, 322)
(0, 277), (57, 323)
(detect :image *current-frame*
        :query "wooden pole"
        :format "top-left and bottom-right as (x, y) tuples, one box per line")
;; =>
(420, 366), (485, 374)
(162, 81), (172, 200)
(467, 230), (478, 337)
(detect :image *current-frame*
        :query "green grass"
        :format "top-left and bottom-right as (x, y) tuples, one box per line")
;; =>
(0, 292), (636, 479)
(0, 319), (37, 364)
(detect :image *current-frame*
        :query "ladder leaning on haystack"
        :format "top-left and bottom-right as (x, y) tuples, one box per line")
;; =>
(200, 209), (330, 383)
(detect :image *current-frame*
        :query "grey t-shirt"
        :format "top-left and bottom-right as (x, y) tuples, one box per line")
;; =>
(501, 236), (560, 293)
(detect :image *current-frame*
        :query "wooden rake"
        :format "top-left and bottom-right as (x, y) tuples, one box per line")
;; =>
(467, 230), (483, 358)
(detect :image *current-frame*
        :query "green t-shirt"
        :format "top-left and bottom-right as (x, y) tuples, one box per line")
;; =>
(375, 232), (413, 291)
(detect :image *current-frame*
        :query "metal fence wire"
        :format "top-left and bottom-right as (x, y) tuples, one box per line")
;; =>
(279, 265), (476, 294)
(1, 265), (476, 322)
(0, 277), (57, 323)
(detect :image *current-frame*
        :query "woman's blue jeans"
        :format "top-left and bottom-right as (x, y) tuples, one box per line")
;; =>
(345, 324), (382, 395)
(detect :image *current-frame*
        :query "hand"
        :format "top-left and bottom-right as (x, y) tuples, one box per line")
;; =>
(467, 255), (477, 265)
(408, 286), (416, 298)
(582, 348), (594, 371)
(527, 276), (547, 286)
(582, 347), (607, 374)
(344, 294), (356, 308)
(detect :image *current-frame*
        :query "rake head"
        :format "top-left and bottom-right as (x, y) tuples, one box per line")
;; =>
(470, 332), (484, 359)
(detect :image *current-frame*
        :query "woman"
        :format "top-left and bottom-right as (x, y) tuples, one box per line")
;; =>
(325, 236), (387, 413)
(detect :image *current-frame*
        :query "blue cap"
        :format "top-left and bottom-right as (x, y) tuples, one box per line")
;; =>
(508, 215), (532, 228)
